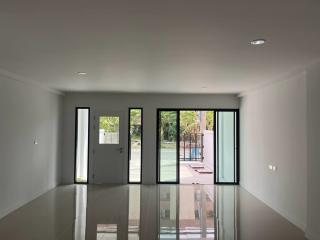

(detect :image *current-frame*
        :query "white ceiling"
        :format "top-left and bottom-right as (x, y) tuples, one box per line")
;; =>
(1, 0), (320, 94)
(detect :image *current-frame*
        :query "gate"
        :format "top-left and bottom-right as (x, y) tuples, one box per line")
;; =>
(180, 133), (204, 161)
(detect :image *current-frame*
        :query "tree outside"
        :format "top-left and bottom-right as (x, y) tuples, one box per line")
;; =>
(100, 116), (119, 133)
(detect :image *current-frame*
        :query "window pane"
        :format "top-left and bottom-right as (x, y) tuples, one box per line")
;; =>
(75, 108), (89, 183)
(129, 109), (142, 183)
(99, 116), (120, 144)
(159, 111), (178, 182)
(217, 111), (235, 183)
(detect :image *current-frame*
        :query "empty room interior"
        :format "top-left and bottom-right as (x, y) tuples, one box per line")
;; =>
(1, 1), (320, 239)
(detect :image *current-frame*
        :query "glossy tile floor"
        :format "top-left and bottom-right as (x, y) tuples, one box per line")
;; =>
(0, 185), (306, 240)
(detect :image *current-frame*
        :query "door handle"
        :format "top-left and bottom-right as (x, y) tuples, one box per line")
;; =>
(117, 147), (123, 153)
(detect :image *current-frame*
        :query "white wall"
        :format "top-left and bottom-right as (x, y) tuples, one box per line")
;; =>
(305, 63), (320, 240)
(240, 73), (307, 230)
(0, 75), (63, 219)
(62, 93), (239, 184)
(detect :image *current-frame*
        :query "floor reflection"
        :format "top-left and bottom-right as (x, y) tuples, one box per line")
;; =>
(178, 185), (215, 239)
(158, 185), (217, 239)
(74, 184), (87, 240)
(72, 184), (237, 240)
(128, 186), (140, 240)
(0, 184), (305, 240)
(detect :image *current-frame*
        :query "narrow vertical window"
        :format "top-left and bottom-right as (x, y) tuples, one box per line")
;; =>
(75, 108), (90, 183)
(214, 110), (239, 184)
(128, 108), (143, 183)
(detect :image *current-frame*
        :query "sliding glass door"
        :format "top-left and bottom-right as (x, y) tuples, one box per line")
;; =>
(214, 110), (239, 184)
(157, 110), (179, 183)
(157, 109), (239, 185)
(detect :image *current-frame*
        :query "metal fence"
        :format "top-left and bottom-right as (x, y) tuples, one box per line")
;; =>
(180, 133), (204, 161)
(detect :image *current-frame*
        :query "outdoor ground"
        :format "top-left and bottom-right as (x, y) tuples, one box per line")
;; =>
(180, 161), (214, 185)
(130, 148), (214, 184)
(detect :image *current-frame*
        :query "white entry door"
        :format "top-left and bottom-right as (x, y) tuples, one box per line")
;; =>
(92, 110), (124, 184)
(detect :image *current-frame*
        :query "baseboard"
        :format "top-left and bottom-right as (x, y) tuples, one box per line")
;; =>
(0, 185), (58, 220)
(305, 228), (320, 240)
(240, 185), (306, 231)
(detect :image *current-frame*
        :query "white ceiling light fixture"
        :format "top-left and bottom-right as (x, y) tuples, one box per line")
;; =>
(250, 39), (266, 46)
(77, 72), (87, 75)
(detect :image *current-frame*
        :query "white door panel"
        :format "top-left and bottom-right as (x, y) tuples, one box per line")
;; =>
(93, 111), (124, 184)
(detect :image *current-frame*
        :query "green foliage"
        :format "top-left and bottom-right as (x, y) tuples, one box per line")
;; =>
(130, 109), (141, 125)
(130, 109), (142, 139)
(160, 112), (177, 142)
(180, 111), (214, 135)
(160, 111), (214, 141)
(100, 110), (214, 143)
(180, 111), (198, 135)
(100, 116), (119, 132)
(206, 111), (214, 130)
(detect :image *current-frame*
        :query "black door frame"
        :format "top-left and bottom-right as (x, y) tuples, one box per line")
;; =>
(156, 108), (239, 185)
(156, 109), (180, 184)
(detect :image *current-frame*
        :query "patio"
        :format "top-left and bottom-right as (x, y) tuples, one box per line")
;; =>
(180, 161), (213, 185)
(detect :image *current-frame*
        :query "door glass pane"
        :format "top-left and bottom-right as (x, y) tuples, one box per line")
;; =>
(99, 116), (120, 144)
(75, 108), (89, 183)
(216, 111), (236, 183)
(159, 111), (178, 182)
(129, 109), (142, 183)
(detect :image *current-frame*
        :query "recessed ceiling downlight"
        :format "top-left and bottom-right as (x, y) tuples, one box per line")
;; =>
(77, 72), (87, 75)
(250, 39), (266, 46)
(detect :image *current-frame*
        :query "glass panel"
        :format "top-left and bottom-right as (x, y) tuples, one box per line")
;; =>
(75, 108), (89, 183)
(159, 111), (178, 182)
(99, 116), (120, 144)
(129, 109), (142, 183)
(216, 111), (236, 183)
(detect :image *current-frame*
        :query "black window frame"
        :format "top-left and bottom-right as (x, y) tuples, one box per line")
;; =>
(156, 109), (180, 184)
(128, 108), (143, 184)
(74, 107), (90, 184)
(214, 109), (240, 185)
